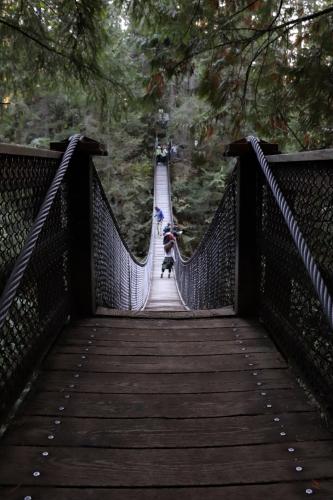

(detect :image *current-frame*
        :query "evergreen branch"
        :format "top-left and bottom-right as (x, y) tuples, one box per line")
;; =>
(241, 24), (295, 106)
(0, 16), (125, 90)
(277, 110), (306, 150)
(266, 0), (284, 30)
(0, 16), (65, 58)
(265, 4), (333, 33)
(223, 0), (262, 25)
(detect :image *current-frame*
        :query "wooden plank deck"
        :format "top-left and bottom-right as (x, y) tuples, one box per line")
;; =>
(145, 162), (185, 311)
(1, 315), (333, 499)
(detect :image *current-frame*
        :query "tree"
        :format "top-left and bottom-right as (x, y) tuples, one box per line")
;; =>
(0, 0), (129, 105)
(121, 0), (333, 149)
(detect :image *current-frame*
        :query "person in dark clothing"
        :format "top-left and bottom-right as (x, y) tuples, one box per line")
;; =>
(161, 233), (175, 278)
(163, 222), (171, 236)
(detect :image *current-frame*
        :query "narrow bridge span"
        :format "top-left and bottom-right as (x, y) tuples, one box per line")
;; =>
(145, 162), (185, 311)
(1, 137), (333, 498)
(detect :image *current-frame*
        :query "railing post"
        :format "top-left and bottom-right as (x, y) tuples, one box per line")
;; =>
(50, 136), (107, 318)
(225, 138), (279, 316)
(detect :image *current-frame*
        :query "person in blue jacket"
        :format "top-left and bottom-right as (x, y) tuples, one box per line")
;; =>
(154, 206), (164, 236)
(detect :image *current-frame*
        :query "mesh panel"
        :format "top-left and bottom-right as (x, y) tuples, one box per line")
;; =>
(92, 170), (153, 310)
(174, 169), (237, 309)
(0, 153), (70, 418)
(259, 161), (333, 409)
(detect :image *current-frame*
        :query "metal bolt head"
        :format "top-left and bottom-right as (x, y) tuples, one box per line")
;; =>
(305, 489), (313, 495)
(280, 432), (286, 436)
(58, 406), (65, 411)
(257, 382), (262, 386)
(42, 451), (49, 457)
(267, 404), (272, 408)
(88, 340), (92, 344)
(253, 372), (258, 376)
(33, 471), (40, 477)
(77, 364), (82, 368)
(81, 355), (86, 359)
(48, 434), (55, 440)
(288, 447), (295, 453)
(296, 466), (303, 472)
(64, 394), (70, 399)
(69, 384), (75, 388)
(261, 392), (267, 396)
(24, 496), (32, 500)
(249, 363), (253, 366)
(54, 420), (61, 425)
(274, 417), (280, 422)
(74, 374), (79, 378)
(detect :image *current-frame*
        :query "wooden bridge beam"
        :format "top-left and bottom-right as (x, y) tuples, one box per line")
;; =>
(50, 137), (107, 318)
(225, 138), (279, 317)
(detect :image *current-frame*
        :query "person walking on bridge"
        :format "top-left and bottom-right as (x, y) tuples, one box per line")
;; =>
(154, 206), (164, 236)
(155, 144), (162, 164)
(161, 232), (176, 278)
(160, 145), (168, 165)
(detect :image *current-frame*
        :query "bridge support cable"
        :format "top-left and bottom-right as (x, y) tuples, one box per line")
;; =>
(0, 134), (82, 331)
(92, 170), (154, 311)
(248, 135), (333, 331)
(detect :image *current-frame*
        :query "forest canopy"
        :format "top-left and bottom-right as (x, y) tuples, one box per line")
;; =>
(1, 0), (333, 254)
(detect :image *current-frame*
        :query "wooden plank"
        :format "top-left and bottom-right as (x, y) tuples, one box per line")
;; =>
(2, 482), (333, 500)
(4, 412), (330, 448)
(60, 326), (267, 342)
(1, 442), (333, 486)
(43, 352), (287, 373)
(97, 306), (234, 317)
(35, 369), (295, 394)
(21, 389), (312, 418)
(0, 143), (62, 159)
(266, 149), (333, 163)
(52, 339), (276, 356)
(72, 317), (257, 329)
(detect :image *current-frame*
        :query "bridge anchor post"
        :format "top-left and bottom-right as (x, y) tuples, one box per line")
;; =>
(50, 136), (107, 318)
(225, 138), (279, 317)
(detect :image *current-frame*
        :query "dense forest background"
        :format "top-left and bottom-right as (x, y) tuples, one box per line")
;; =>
(1, 0), (333, 256)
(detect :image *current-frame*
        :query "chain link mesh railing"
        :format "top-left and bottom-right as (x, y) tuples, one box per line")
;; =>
(257, 159), (333, 410)
(92, 169), (153, 310)
(0, 150), (70, 419)
(173, 168), (237, 310)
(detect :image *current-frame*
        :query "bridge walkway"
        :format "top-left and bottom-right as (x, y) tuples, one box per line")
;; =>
(1, 314), (333, 498)
(145, 162), (185, 311)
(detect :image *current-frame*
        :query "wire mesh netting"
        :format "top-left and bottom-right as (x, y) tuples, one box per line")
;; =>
(92, 169), (153, 310)
(0, 152), (70, 418)
(258, 161), (333, 409)
(174, 169), (237, 310)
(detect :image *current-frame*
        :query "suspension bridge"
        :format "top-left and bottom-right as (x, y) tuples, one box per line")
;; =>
(1, 136), (333, 499)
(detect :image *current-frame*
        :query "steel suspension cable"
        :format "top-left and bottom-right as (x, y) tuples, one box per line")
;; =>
(0, 134), (82, 330)
(248, 135), (333, 331)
